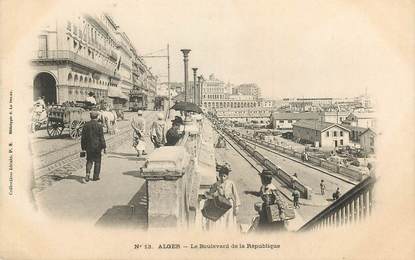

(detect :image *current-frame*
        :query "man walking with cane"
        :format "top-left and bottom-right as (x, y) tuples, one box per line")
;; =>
(81, 111), (106, 182)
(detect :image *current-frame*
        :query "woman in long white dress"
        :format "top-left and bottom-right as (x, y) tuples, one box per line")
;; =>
(204, 164), (241, 232)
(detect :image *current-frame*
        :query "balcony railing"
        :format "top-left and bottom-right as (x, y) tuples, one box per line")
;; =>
(33, 50), (120, 79)
(298, 175), (376, 232)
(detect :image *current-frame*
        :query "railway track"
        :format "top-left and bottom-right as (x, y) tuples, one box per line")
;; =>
(240, 136), (357, 185)
(213, 128), (294, 202)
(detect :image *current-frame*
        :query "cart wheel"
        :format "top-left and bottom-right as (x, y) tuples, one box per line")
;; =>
(69, 120), (84, 139)
(47, 120), (64, 138)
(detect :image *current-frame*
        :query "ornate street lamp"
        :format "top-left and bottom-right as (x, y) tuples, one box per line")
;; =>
(192, 68), (198, 104)
(180, 49), (191, 102)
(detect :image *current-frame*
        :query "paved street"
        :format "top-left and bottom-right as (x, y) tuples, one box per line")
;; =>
(33, 113), (353, 232)
(32, 111), (162, 191)
(34, 125), (155, 228)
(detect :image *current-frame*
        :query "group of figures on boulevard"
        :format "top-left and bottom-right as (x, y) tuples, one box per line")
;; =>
(74, 108), (296, 233)
(79, 109), (186, 181)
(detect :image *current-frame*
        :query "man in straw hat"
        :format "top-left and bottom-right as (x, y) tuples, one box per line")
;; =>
(131, 110), (147, 157)
(81, 111), (106, 182)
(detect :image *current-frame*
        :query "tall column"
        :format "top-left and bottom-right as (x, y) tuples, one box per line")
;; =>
(199, 75), (204, 107)
(180, 49), (191, 102)
(197, 76), (202, 106)
(192, 68), (198, 104)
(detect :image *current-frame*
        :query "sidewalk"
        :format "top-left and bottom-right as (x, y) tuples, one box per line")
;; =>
(35, 133), (156, 229)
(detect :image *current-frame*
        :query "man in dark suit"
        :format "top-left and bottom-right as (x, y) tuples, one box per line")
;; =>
(165, 116), (184, 146)
(81, 111), (106, 182)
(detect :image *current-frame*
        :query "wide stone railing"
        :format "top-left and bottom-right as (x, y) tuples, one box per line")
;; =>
(298, 176), (376, 231)
(140, 117), (217, 230)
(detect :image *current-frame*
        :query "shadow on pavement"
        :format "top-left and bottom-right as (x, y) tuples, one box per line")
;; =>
(122, 170), (144, 178)
(51, 174), (85, 184)
(108, 152), (135, 157)
(95, 183), (148, 229)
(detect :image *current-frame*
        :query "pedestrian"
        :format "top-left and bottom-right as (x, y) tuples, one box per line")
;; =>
(81, 111), (106, 182)
(333, 187), (341, 200)
(131, 110), (147, 157)
(204, 163), (240, 231)
(150, 113), (166, 148)
(86, 91), (97, 106)
(34, 96), (46, 110)
(259, 170), (277, 197)
(165, 116), (184, 146)
(292, 189), (300, 208)
(320, 180), (326, 195)
(250, 170), (288, 232)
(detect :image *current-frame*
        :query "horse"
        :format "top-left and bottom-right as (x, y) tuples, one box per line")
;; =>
(31, 104), (47, 132)
(99, 110), (118, 134)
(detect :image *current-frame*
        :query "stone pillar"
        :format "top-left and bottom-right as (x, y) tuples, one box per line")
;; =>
(141, 146), (191, 229)
(192, 68), (198, 104)
(180, 49), (191, 102)
(197, 76), (202, 106)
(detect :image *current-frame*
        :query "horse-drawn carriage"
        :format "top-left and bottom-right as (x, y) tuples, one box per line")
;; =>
(45, 101), (118, 139)
(46, 105), (92, 139)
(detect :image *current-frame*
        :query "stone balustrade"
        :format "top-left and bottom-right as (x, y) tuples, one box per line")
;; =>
(140, 116), (217, 230)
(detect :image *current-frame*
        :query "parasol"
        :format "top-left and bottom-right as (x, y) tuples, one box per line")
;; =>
(170, 101), (203, 114)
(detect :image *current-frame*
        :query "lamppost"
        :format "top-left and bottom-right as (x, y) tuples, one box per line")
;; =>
(180, 49), (191, 102)
(192, 68), (198, 104)
(197, 75), (202, 106)
(198, 75), (204, 107)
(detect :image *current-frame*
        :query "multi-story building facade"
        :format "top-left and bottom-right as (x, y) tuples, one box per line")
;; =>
(233, 83), (261, 99)
(215, 107), (273, 124)
(258, 98), (274, 108)
(201, 75), (262, 110)
(31, 13), (156, 109)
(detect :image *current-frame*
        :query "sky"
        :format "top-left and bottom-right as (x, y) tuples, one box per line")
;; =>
(7, 0), (414, 100)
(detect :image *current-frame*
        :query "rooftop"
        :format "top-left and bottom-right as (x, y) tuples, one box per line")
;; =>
(293, 120), (351, 132)
(271, 112), (319, 120)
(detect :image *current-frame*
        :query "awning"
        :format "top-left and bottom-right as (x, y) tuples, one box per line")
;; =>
(119, 92), (129, 100)
(108, 87), (128, 100)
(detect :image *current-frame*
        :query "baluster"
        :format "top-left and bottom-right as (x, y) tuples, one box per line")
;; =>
(344, 204), (349, 226)
(335, 212), (339, 227)
(364, 190), (369, 218)
(366, 190), (371, 216)
(350, 200), (354, 223)
(368, 186), (373, 215)
(355, 197), (360, 222)
(359, 194), (364, 220)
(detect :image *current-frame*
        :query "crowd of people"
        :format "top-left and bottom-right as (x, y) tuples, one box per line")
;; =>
(80, 109), (187, 182)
